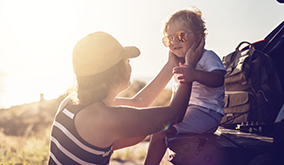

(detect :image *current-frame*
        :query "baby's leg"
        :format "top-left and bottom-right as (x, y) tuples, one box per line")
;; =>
(145, 127), (176, 165)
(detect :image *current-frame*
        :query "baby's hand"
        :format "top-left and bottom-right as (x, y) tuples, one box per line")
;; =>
(173, 63), (196, 83)
(185, 37), (205, 68)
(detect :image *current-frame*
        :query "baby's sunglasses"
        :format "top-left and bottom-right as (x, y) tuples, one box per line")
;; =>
(162, 31), (191, 47)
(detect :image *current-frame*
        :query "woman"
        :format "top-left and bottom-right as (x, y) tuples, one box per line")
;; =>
(48, 31), (204, 164)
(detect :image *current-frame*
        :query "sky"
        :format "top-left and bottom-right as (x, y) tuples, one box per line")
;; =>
(0, 0), (283, 108)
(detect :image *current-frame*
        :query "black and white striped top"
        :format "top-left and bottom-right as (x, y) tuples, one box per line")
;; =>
(49, 103), (113, 165)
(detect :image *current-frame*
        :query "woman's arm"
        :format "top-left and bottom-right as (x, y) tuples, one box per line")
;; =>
(106, 83), (193, 140)
(112, 52), (183, 107)
(112, 136), (147, 150)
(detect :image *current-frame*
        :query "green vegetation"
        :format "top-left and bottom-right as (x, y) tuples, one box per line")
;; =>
(0, 80), (172, 164)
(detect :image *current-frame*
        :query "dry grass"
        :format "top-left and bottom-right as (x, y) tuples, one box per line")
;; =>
(0, 129), (50, 165)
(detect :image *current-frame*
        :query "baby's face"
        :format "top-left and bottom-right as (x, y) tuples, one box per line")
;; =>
(166, 20), (197, 58)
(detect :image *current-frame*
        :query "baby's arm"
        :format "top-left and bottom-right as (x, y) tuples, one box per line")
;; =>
(194, 69), (225, 87)
(174, 63), (225, 87)
(173, 63), (197, 83)
(173, 38), (225, 87)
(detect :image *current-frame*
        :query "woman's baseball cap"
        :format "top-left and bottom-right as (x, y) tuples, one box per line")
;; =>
(72, 31), (140, 76)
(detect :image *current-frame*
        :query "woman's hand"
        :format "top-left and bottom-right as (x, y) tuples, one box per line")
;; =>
(185, 37), (205, 67)
(167, 50), (184, 68)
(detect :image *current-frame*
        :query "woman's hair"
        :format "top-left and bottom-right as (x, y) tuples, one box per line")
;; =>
(163, 6), (208, 37)
(71, 59), (128, 105)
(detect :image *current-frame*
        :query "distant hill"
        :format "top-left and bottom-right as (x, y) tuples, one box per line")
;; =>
(0, 96), (64, 136)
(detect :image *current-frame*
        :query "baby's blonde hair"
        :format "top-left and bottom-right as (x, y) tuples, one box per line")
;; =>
(163, 6), (208, 37)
